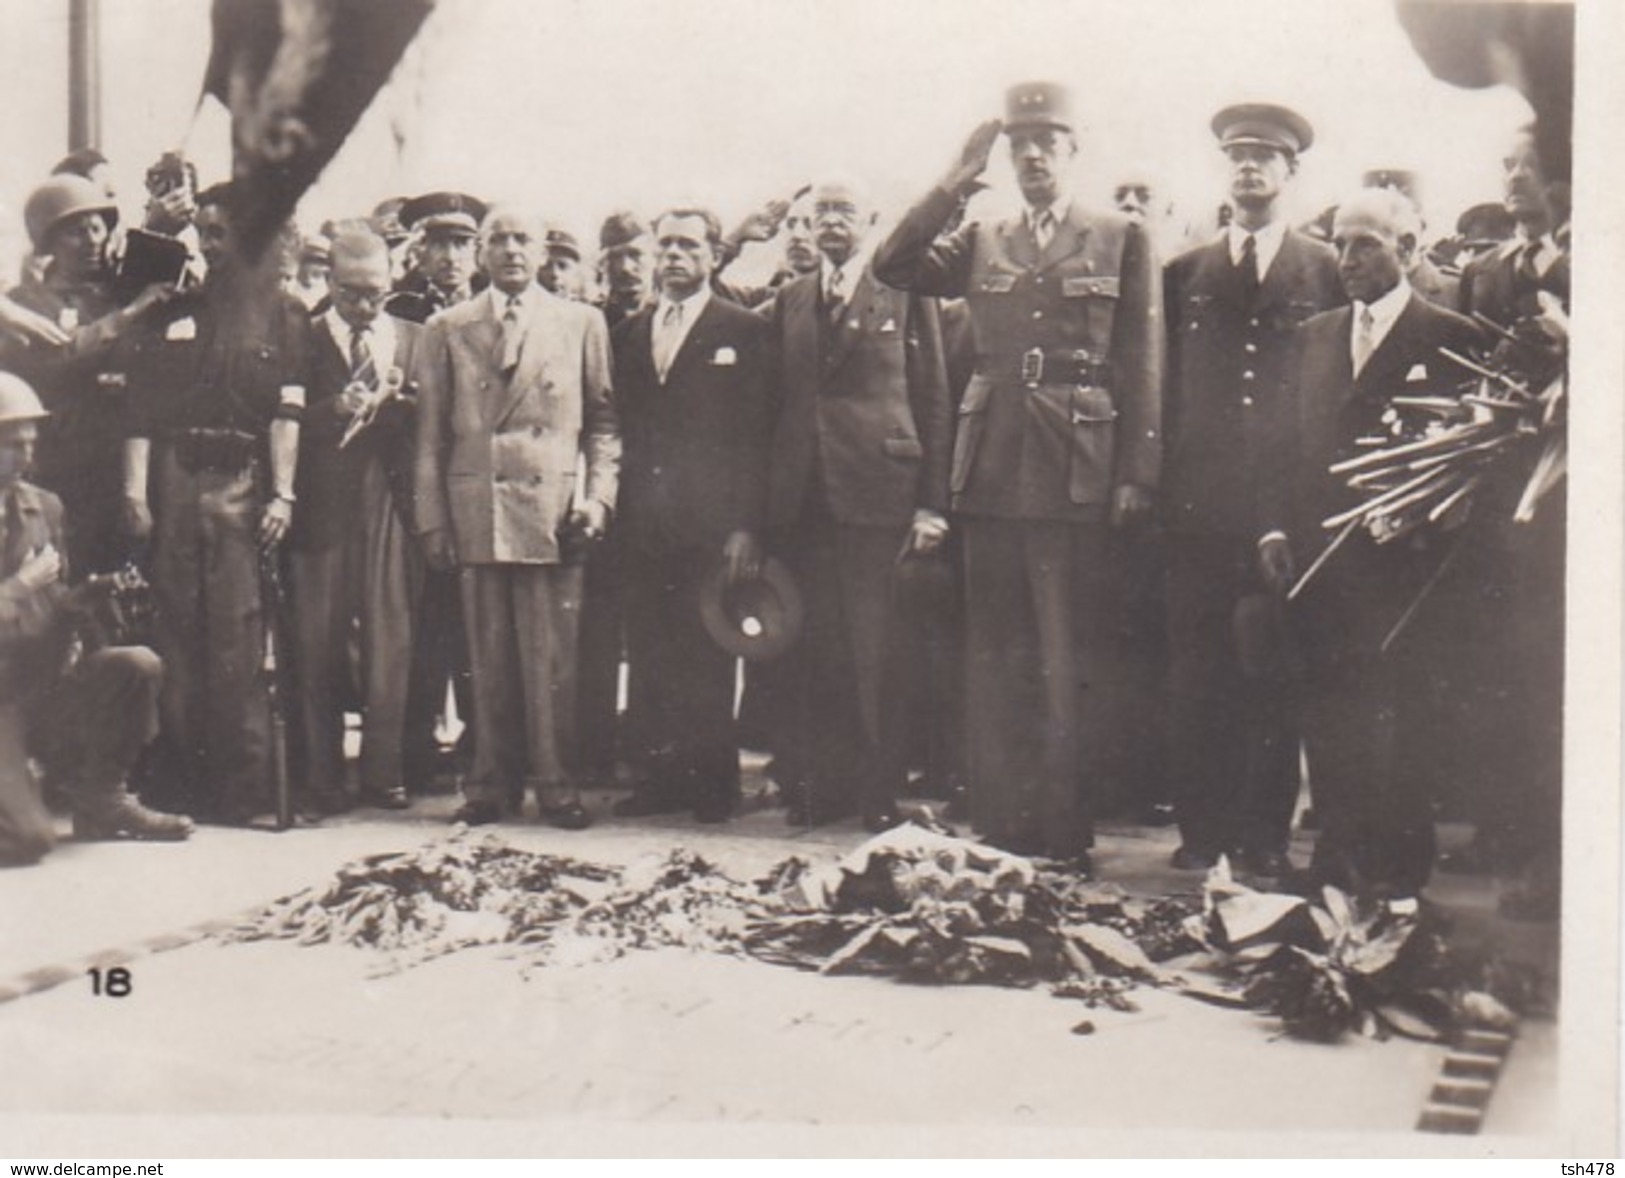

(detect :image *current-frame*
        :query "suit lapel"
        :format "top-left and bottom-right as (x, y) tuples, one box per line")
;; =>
(459, 300), (504, 428)
(1254, 232), (1303, 314)
(823, 266), (877, 376)
(1354, 295), (1425, 397)
(663, 297), (723, 386)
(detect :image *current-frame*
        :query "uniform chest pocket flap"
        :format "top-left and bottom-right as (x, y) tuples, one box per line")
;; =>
(978, 274), (1018, 294)
(1062, 276), (1120, 299)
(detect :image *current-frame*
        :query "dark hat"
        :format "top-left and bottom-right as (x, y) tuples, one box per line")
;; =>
(1212, 103), (1315, 156)
(698, 557), (804, 661)
(399, 191), (486, 237)
(1004, 81), (1074, 133)
(1455, 201), (1515, 245)
(598, 209), (648, 250)
(545, 227), (581, 260)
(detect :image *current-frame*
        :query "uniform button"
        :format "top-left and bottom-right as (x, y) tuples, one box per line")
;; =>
(1242, 370), (1256, 381)
(1248, 317), (1260, 327)
(1244, 342), (1258, 354)
(1034, 276), (1044, 284)
(1032, 310), (1043, 320)
(1242, 395), (1255, 407)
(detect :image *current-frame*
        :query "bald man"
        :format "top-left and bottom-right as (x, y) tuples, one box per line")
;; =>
(1259, 187), (1484, 905)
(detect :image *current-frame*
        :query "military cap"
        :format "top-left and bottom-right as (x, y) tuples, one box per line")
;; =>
(1212, 103), (1315, 156)
(399, 191), (487, 237)
(370, 196), (408, 243)
(545, 226), (582, 261)
(1005, 81), (1074, 133)
(1455, 201), (1515, 246)
(599, 210), (648, 250)
(299, 234), (332, 264)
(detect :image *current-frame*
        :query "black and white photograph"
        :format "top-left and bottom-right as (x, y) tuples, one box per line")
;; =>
(0, 0), (1617, 1160)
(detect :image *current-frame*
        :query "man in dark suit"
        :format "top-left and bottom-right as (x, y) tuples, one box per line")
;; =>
(764, 175), (952, 829)
(287, 228), (421, 815)
(874, 82), (1164, 864)
(1161, 104), (1345, 875)
(414, 206), (620, 829)
(1258, 187), (1484, 905)
(611, 207), (775, 824)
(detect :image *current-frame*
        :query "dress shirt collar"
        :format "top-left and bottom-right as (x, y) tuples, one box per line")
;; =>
(655, 283), (711, 327)
(1227, 220), (1288, 280)
(1510, 228), (1560, 277)
(821, 244), (873, 301)
(323, 308), (397, 369)
(1352, 277), (1412, 351)
(487, 283), (540, 319)
(1023, 198), (1072, 234)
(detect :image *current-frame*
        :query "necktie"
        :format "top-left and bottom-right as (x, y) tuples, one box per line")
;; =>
(1238, 233), (1260, 303)
(1516, 239), (1543, 284)
(1352, 306), (1377, 377)
(349, 325), (377, 390)
(654, 301), (683, 381)
(825, 266), (847, 327)
(500, 295), (524, 374)
(1032, 209), (1055, 252)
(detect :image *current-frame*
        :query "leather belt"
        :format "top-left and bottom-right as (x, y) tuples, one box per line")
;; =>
(982, 348), (1114, 389)
(167, 428), (259, 474)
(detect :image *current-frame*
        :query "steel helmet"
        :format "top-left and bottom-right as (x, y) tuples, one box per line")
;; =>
(23, 174), (118, 251)
(0, 372), (49, 425)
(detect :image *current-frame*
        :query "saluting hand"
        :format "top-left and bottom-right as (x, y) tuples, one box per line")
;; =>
(942, 118), (1003, 197)
(733, 198), (791, 245)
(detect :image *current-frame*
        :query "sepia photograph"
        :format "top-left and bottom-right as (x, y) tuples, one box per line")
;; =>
(0, 0), (1616, 1160)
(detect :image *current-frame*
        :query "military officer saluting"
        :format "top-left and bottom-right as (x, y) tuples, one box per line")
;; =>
(874, 82), (1164, 866)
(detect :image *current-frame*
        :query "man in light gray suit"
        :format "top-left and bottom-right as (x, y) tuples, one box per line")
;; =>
(414, 206), (620, 829)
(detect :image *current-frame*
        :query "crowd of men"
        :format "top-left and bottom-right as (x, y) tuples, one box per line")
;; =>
(0, 83), (1568, 919)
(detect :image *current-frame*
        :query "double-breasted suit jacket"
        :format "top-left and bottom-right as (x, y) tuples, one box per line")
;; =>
(765, 266), (951, 530)
(873, 186), (1163, 520)
(413, 285), (619, 565)
(1163, 230), (1343, 540)
(1159, 228), (1343, 860)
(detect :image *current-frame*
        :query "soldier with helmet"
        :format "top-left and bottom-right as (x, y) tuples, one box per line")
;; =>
(0, 373), (191, 865)
(2, 174), (181, 577)
(874, 82), (1165, 866)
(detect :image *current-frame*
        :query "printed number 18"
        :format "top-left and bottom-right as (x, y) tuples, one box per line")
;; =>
(88, 966), (132, 997)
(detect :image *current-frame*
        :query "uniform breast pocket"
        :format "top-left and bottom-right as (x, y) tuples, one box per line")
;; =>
(1067, 385), (1118, 506)
(976, 273), (1018, 295)
(1063, 275), (1120, 342)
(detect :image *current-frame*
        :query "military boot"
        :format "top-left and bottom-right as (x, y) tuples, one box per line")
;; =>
(73, 788), (194, 842)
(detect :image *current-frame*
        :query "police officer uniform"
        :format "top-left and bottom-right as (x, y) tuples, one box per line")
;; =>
(874, 83), (1164, 859)
(1161, 105), (1344, 870)
(383, 192), (488, 325)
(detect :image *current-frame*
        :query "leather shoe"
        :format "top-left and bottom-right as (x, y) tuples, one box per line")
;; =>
(360, 785), (410, 811)
(541, 801), (593, 831)
(1170, 845), (1218, 871)
(613, 791), (688, 818)
(452, 800), (503, 826)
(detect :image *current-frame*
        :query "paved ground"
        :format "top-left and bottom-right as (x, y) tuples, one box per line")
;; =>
(0, 770), (1565, 1156)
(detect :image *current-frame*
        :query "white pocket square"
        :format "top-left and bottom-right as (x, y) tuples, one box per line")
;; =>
(711, 346), (737, 365)
(1405, 363), (1429, 382)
